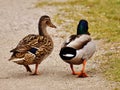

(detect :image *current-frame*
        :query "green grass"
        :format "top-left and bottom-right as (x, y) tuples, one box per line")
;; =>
(36, 0), (120, 42)
(101, 51), (120, 82)
(36, 0), (120, 83)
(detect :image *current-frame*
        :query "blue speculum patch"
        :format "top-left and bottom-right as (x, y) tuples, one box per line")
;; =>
(29, 48), (38, 54)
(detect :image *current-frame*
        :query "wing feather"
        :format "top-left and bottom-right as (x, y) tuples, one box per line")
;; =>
(63, 34), (91, 49)
(10, 34), (43, 52)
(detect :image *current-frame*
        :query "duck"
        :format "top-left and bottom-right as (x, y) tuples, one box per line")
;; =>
(9, 15), (56, 75)
(59, 19), (96, 77)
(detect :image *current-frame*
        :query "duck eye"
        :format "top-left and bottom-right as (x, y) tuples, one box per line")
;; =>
(46, 21), (50, 24)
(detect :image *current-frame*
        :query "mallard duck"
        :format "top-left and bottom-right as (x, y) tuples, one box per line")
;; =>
(9, 15), (56, 75)
(59, 19), (96, 77)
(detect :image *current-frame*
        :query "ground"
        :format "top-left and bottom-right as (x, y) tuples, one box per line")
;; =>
(0, 0), (117, 90)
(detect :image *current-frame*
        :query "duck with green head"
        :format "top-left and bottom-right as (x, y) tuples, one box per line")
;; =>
(59, 19), (96, 78)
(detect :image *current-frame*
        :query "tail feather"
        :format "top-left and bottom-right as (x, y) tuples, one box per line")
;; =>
(10, 48), (16, 52)
(59, 47), (76, 60)
(13, 60), (24, 65)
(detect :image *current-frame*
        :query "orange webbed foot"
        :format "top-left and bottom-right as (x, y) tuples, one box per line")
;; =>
(78, 72), (88, 78)
(72, 72), (81, 75)
(30, 72), (39, 75)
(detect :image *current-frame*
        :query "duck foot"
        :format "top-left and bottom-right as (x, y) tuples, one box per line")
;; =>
(30, 73), (39, 75)
(72, 72), (81, 75)
(78, 72), (88, 78)
(72, 72), (88, 77)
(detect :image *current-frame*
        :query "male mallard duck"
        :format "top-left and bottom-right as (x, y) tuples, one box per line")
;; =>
(59, 19), (96, 77)
(9, 15), (56, 75)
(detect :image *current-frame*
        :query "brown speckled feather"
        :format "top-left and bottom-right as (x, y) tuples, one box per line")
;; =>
(10, 34), (53, 65)
(10, 34), (43, 52)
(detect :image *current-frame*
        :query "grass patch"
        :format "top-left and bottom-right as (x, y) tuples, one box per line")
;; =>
(36, 0), (120, 83)
(36, 0), (120, 42)
(101, 51), (120, 82)
(105, 58), (120, 82)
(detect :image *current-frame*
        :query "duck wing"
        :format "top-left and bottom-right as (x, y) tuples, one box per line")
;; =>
(10, 34), (44, 53)
(63, 34), (91, 49)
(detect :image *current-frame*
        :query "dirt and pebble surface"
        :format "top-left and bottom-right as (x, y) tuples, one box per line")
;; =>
(0, 0), (118, 90)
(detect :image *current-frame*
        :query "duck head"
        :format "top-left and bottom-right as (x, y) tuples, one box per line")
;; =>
(77, 19), (90, 35)
(38, 15), (56, 35)
(39, 15), (56, 28)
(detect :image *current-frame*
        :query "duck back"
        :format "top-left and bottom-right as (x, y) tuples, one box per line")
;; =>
(66, 34), (91, 49)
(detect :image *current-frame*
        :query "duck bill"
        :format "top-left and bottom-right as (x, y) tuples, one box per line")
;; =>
(50, 24), (56, 28)
(47, 21), (56, 28)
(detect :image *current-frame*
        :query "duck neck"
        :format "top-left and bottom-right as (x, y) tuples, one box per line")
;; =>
(38, 23), (48, 36)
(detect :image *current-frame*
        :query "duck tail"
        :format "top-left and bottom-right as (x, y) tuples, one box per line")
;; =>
(13, 60), (24, 65)
(59, 47), (76, 60)
(10, 48), (17, 52)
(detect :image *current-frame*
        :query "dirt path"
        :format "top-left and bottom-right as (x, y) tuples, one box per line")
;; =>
(0, 0), (116, 90)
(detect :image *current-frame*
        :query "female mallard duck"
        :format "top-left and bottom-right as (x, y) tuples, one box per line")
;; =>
(59, 19), (96, 77)
(9, 15), (56, 75)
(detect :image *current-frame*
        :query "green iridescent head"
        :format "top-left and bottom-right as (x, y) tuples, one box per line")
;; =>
(77, 19), (90, 35)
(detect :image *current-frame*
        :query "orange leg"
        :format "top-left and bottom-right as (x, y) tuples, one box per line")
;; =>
(70, 60), (88, 78)
(70, 64), (75, 75)
(32, 64), (39, 75)
(78, 59), (88, 78)
(70, 64), (81, 75)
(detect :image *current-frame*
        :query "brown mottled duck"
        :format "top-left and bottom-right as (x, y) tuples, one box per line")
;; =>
(9, 15), (56, 75)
